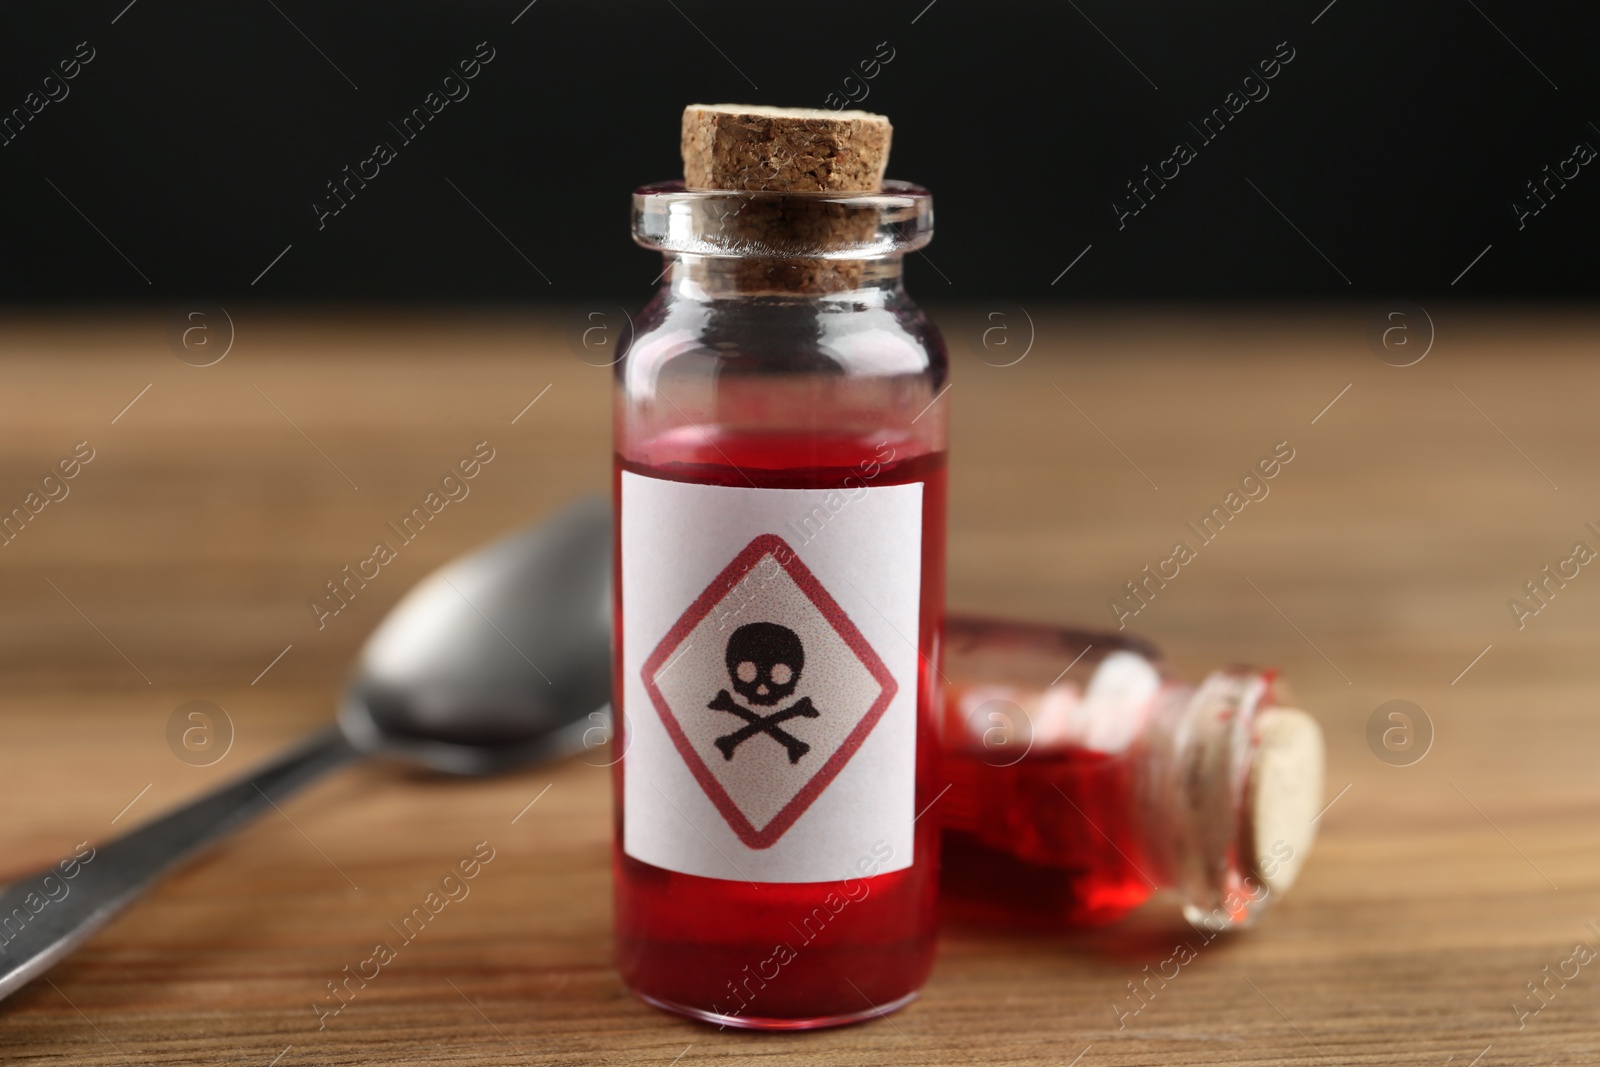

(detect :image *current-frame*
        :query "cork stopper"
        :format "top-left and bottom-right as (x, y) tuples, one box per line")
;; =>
(681, 104), (892, 192)
(1244, 708), (1325, 896)
(678, 104), (894, 292)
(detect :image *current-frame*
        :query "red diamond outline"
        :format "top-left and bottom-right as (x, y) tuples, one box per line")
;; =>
(640, 533), (899, 851)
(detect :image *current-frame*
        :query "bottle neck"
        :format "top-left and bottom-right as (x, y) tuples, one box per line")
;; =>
(662, 253), (906, 299)
(1136, 669), (1279, 930)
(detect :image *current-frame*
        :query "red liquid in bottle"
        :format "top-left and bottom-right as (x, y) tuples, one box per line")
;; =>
(613, 428), (945, 1027)
(940, 744), (1153, 927)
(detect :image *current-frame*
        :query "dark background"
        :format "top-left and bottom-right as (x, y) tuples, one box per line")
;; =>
(0, 0), (1594, 303)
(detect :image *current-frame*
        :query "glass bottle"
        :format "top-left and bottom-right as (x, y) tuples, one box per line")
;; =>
(612, 181), (946, 1028)
(939, 617), (1324, 930)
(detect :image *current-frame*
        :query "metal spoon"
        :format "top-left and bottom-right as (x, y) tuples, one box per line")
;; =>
(0, 496), (612, 1002)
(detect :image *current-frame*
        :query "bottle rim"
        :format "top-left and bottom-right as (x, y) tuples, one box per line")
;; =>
(632, 180), (934, 260)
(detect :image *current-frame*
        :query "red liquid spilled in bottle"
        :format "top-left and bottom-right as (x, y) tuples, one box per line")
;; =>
(939, 742), (1153, 927)
(613, 429), (945, 1027)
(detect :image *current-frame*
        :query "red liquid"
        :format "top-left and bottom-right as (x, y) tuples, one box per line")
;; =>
(613, 429), (945, 1027)
(939, 743), (1153, 927)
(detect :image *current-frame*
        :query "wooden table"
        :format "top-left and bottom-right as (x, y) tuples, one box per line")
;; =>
(2, 307), (1597, 1065)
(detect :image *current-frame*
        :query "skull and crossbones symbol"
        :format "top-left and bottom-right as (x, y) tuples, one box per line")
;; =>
(708, 622), (819, 765)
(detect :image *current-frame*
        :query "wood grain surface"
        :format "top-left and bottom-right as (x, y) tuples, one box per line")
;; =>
(2, 307), (1598, 1066)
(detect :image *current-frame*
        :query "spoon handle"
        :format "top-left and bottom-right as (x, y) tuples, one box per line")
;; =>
(0, 725), (360, 1002)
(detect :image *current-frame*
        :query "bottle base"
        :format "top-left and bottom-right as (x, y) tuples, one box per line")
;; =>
(634, 988), (920, 1031)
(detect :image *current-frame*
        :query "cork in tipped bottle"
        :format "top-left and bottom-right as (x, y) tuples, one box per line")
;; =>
(1244, 708), (1325, 896)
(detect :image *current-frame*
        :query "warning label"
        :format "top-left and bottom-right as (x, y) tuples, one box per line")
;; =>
(621, 473), (921, 882)
(642, 533), (898, 849)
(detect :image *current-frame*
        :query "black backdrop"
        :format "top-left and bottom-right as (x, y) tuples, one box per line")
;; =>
(0, 0), (1594, 303)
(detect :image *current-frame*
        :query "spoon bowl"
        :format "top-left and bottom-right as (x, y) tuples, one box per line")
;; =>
(341, 495), (612, 774)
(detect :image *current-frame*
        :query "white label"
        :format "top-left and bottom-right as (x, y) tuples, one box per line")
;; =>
(621, 470), (922, 883)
